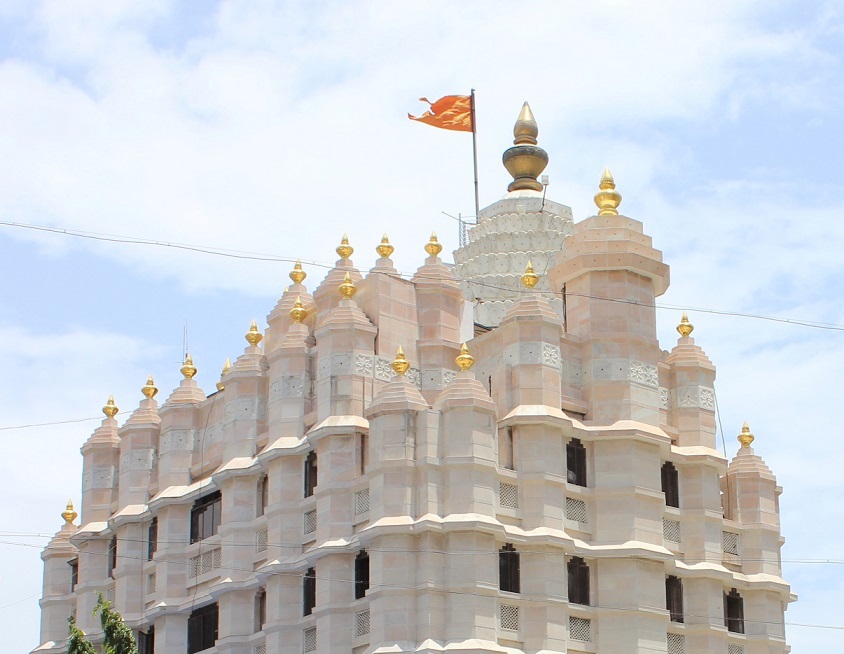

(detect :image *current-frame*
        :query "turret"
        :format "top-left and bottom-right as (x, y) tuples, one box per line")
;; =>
(37, 502), (79, 650)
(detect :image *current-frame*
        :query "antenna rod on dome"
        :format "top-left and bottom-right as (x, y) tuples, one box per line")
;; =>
(471, 89), (480, 221)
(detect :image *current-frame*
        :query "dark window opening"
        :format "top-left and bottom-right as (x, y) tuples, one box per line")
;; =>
(258, 475), (269, 517)
(354, 550), (370, 599)
(501, 427), (514, 471)
(107, 537), (117, 578)
(147, 518), (158, 561)
(255, 588), (266, 633)
(187, 603), (218, 654)
(303, 567), (316, 616)
(567, 438), (587, 486)
(499, 544), (520, 594)
(190, 491), (222, 544)
(69, 559), (78, 592)
(304, 451), (318, 498)
(666, 575), (684, 623)
(137, 626), (155, 654)
(567, 557), (590, 605)
(662, 462), (680, 508)
(359, 434), (368, 476)
(724, 588), (745, 634)
(562, 283), (567, 333)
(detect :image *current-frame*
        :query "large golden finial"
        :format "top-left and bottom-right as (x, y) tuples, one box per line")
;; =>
(391, 346), (410, 375)
(216, 358), (231, 392)
(677, 312), (694, 337)
(520, 260), (539, 289)
(336, 234), (354, 259)
(181, 354), (197, 380)
(425, 231), (443, 257)
(103, 395), (119, 418)
(455, 342), (475, 371)
(738, 421), (755, 448)
(61, 500), (77, 525)
(290, 295), (307, 323)
(502, 102), (548, 192)
(376, 234), (394, 259)
(338, 271), (357, 299)
(245, 320), (263, 346)
(289, 260), (306, 284)
(594, 167), (622, 216)
(142, 375), (158, 399)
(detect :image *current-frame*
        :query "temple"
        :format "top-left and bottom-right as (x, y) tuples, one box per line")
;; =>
(34, 103), (793, 654)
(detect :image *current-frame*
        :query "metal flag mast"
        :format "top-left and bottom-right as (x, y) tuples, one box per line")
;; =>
(470, 88), (480, 222)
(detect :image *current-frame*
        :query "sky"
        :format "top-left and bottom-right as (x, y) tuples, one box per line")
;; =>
(1, 1), (842, 651)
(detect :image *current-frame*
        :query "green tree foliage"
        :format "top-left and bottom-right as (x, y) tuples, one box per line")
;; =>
(66, 594), (138, 654)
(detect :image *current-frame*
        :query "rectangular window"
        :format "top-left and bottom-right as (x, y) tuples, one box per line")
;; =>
(359, 434), (368, 476)
(107, 537), (117, 578)
(501, 427), (514, 470)
(567, 439), (587, 487)
(354, 550), (370, 599)
(304, 452), (318, 498)
(724, 588), (745, 634)
(498, 544), (520, 593)
(567, 557), (590, 605)
(187, 603), (218, 654)
(190, 491), (222, 544)
(662, 462), (680, 508)
(255, 588), (266, 633)
(257, 475), (268, 517)
(147, 518), (158, 561)
(69, 559), (78, 592)
(137, 626), (154, 654)
(303, 567), (316, 616)
(666, 575), (684, 622)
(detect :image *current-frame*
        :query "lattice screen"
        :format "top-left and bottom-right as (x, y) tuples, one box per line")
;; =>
(355, 610), (370, 637)
(728, 644), (744, 654)
(254, 643), (267, 654)
(304, 509), (317, 534)
(500, 603), (519, 631)
(146, 572), (156, 595)
(355, 488), (370, 515)
(256, 529), (268, 553)
(499, 482), (519, 509)
(722, 531), (740, 555)
(565, 497), (588, 523)
(667, 632), (685, 654)
(663, 518), (681, 543)
(106, 587), (115, 604)
(188, 547), (222, 578)
(569, 616), (592, 642)
(303, 627), (317, 653)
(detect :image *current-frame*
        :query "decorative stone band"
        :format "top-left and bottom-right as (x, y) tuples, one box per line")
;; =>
(223, 397), (267, 424)
(270, 375), (310, 401)
(82, 467), (116, 490)
(119, 450), (155, 471)
(659, 387), (670, 409)
(674, 385), (716, 411)
(158, 429), (194, 454)
(502, 342), (564, 368)
(581, 358), (659, 388)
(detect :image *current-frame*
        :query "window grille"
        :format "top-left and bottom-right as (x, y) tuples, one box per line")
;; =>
(355, 610), (370, 637)
(722, 531), (740, 555)
(566, 497), (588, 523)
(569, 616), (592, 642)
(499, 482), (518, 509)
(500, 603), (519, 631)
(188, 547), (222, 578)
(69, 601), (77, 621)
(254, 644), (267, 654)
(256, 528), (268, 553)
(304, 509), (317, 534)
(663, 518), (681, 543)
(355, 488), (370, 515)
(728, 645), (744, 654)
(106, 587), (115, 605)
(146, 572), (156, 595)
(667, 633), (685, 654)
(303, 627), (317, 653)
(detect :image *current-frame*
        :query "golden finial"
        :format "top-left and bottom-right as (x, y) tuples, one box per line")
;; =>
(520, 260), (539, 289)
(336, 233), (354, 259)
(738, 421), (755, 448)
(141, 375), (158, 399)
(290, 295), (307, 323)
(503, 102), (548, 192)
(594, 167), (622, 216)
(376, 233), (394, 259)
(289, 260), (306, 284)
(425, 231), (443, 257)
(338, 271), (357, 299)
(61, 500), (77, 525)
(391, 346), (410, 375)
(102, 395), (119, 418)
(676, 312), (694, 337)
(181, 354), (197, 380)
(216, 359), (231, 392)
(245, 320), (263, 346)
(455, 342), (475, 371)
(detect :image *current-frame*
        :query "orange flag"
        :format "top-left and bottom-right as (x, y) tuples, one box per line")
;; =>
(408, 95), (473, 132)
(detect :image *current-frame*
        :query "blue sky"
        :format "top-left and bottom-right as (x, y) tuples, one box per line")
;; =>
(1, 1), (843, 652)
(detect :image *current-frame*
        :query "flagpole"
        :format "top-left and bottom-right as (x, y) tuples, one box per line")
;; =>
(470, 89), (480, 221)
